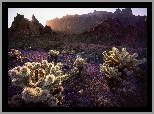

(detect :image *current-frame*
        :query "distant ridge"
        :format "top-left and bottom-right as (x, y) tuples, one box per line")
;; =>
(46, 8), (147, 34)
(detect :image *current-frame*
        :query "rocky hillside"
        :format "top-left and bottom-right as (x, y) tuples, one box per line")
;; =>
(8, 13), (57, 50)
(46, 8), (147, 34)
(76, 17), (147, 47)
(8, 13), (53, 39)
(8, 12), (147, 52)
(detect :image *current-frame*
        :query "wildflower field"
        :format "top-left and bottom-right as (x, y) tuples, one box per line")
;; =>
(8, 47), (147, 107)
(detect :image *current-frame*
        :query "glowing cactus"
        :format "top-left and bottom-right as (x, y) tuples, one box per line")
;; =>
(102, 47), (146, 68)
(8, 49), (24, 63)
(100, 63), (122, 81)
(48, 50), (59, 56)
(74, 57), (86, 76)
(48, 50), (59, 63)
(8, 60), (69, 107)
(74, 57), (86, 67)
(100, 47), (146, 90)
(100, 47), (146, 76)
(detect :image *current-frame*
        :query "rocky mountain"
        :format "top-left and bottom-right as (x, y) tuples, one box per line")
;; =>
(8, 13), (56, 50)
(46, 8), (147, 35)
(77, 17), (147, 47)
(8, 10), (147, 51)
(8, 13), (53, 39)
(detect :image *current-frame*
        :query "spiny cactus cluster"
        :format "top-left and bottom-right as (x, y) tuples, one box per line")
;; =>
(48, 50), (59, 56)
(74, 57), (86, 67)
(100, 47), (146, 80)
(10, 95), (23, 107)
(103, 47), (146, 67)
(48, 50), (60, 63)
(8, 49), (24, 62)
(61, 50), (75, 55)
(8, 60), (68, 106)
(100, 63), (122, 81)
(73, 57), (86, 76)
(72, 66), (80, 75)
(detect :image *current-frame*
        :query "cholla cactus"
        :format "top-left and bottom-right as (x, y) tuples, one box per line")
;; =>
(61, 50), (67, 54)
(45, 74), (55, 84)
(74, 57), (86, 76)
(24, 62), (34, 69)
(61, 50), (75, 55)
(123, 68), (133, 75)
(42, 74), (56, 90)
(41, 60), (49, 69)
(49, 64), (64, 77)
(74, 57), (86, 67)
(69, 50), (75, 55)
(8, 68), (20, 79)
(30, 68), (46, 87)
(100, 47), (146, 80)
(100, 63), (122, 81)
(72, 67), (79, 74)
(9, 66), (31, 88)
(8, 49), (24, 62)
(47, 96), (59, 107)
(20, 66), (31, 78)
(8, 60), (69, 107)
(48, 50), (59, 63)
(102, 47), (146, 68)
(24, 62), (42, 70)
(48, 50), (59, 57)
(56, 62), (63, 68)
(11, 95), (23, 107)
(22, 87), (50, 103)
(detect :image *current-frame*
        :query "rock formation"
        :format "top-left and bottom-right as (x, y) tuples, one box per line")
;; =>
(8, 10), (147, 50)
(78, 17), (147, 47)
(46, 8), (147, 34)
(8, 13), (52, 39)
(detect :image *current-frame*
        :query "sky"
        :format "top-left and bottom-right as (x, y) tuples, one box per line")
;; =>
(8, 8), (147, 28)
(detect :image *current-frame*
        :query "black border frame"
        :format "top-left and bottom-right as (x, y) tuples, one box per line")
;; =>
(2, 2), (152, 112)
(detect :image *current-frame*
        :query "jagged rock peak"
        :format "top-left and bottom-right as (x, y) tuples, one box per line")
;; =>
(14, 13), (24, 20)
(9, 13), (53, 38)
(121, 8), (133, 15)
(32, 14), (39, 23)
(114, 8), (121, 14)
(125, 8), (132, 10)
(32, 14), (35, 19)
